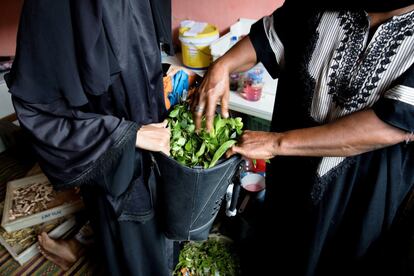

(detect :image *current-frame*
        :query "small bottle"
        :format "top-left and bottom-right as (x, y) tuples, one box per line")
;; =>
(241, 66), (264, 101)
(229, 72), (240, 91)
(227, 36), (240, 91)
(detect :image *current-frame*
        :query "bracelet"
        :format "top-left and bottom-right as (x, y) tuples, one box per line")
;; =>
(406, 132), (414, 144)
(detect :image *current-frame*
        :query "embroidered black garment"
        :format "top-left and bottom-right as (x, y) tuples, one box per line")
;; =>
(311, 0), (414, 12)
(246, 2), (414, 276)
(328, 11), (414, 111)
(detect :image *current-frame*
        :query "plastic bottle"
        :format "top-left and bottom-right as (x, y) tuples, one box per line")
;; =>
(241, 66), (264, 101)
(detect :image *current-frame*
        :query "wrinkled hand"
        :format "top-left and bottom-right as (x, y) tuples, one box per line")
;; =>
(192, 62), (230, 131)
(136, 120), (170, 155)
(226, 131), (278, 160)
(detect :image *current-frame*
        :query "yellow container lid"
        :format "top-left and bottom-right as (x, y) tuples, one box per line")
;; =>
(179, 23), (219, 39)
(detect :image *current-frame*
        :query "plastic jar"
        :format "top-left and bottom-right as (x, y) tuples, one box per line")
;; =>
(241, 67), (264, 101)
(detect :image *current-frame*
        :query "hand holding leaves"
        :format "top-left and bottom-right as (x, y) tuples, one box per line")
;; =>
(191, 62), (231, 132)
(168, 103), (243, 168)
(136, 120), (171, 155)
(226, 130), (278, 160)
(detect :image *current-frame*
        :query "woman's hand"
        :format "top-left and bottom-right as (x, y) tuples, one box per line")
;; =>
(226, 130), (279, 160)
(136, 120), (170, 155)
(191, 61), (230, 131)
(226, 110), (409, 159)
(191, 36), (258, 132)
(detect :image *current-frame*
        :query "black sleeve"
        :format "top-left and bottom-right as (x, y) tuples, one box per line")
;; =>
(12, 97), (139, 192)
(248, 3), (296, 79)
(249, 3), (322, 80)
(373, 64), (414, 133)
(249, 16), (282, 79)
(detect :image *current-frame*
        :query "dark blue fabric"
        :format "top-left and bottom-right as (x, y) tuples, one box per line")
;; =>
(12, 97), (138, 189)
(374, 99), (414, 132)
(8, 0), (172, 275)
(81, 184), (169, 276)
(8, 0), (168, 189)
(168, 70), (189, 106)
(373, 63), (414, 132)
(6, 0), (88, 106)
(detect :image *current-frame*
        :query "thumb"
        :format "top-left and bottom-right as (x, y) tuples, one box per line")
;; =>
(225, 146), (237, 158)
(153, 119), (169, 128)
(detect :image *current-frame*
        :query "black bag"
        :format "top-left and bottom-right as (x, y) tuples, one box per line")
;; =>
(152, 152), (241, 241)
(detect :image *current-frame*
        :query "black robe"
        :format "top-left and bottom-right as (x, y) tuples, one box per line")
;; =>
(6, 0), (172, 275)
(242, 2), (414, 276)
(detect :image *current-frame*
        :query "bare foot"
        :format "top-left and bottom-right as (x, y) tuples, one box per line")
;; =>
(38, 232), (82, 271)
(38, 245), (73, 271)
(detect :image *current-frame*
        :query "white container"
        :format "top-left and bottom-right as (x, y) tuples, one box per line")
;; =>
(210, 18), (257, 61)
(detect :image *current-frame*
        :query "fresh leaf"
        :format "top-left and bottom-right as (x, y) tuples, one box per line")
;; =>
(195, 142), (206, 158)
(168, 103), (243, 168)
(177, 137), (186, 146)
(187, 124), (195, 133)
(214, 115), (226, 136)
(208, 140), (237, 168)
(185, 141), (192, 151)
(180, 119), (188, 128)
(169, 108), (180, 118)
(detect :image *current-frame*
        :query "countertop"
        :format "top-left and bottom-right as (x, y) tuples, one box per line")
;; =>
(162, 54), (276, 121)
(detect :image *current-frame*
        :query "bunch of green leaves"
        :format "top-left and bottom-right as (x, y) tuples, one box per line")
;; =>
(168, 103), (243, 168)
(174, 239), (240, 276)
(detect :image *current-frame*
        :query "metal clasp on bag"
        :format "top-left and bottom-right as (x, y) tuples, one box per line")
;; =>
(225, 164), (243, 217)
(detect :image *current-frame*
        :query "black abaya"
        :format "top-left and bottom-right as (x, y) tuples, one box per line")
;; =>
(244, 2), (414, 276)
(7, 0), (172, 275)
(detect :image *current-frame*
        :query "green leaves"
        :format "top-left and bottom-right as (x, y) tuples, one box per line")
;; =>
(169, 108), (180, 118)
(177, 137), (186, 146)
(168, 103), (243, 168)
(173, 239), (240, 276)
(208, 140), (236, 168)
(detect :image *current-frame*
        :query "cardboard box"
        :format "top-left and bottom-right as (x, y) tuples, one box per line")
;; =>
(1, 174), (84, 232)
(0, 214), (77, 265)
